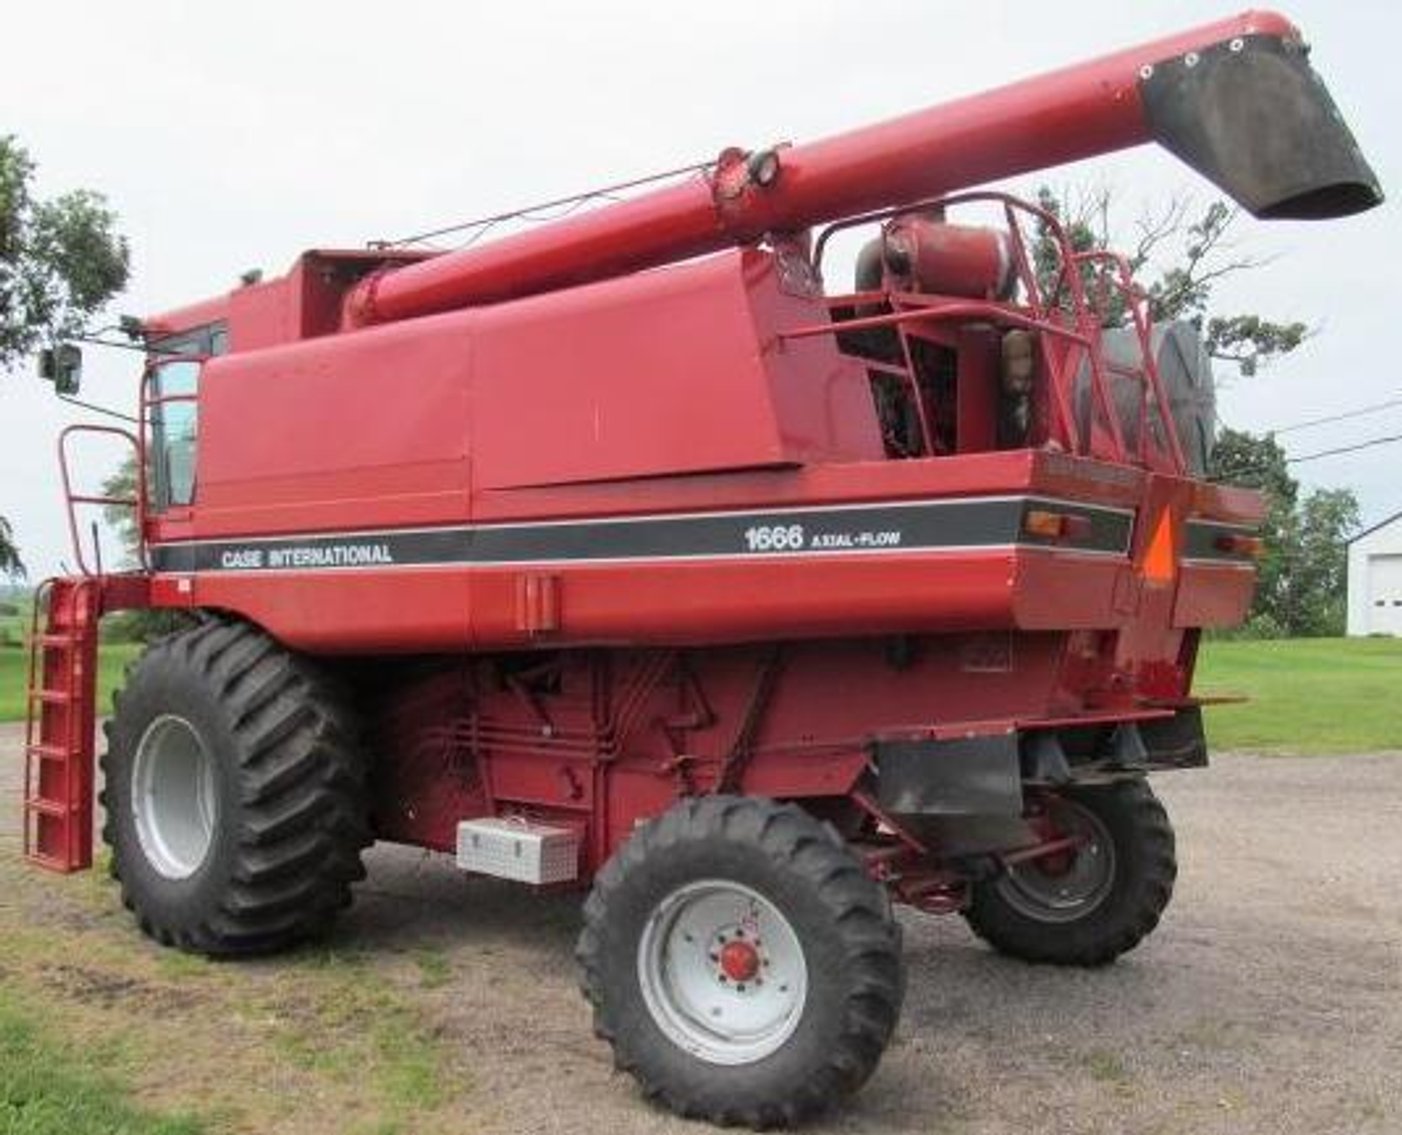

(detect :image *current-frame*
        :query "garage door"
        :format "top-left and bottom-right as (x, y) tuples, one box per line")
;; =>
(1367, 554), (1402, 635)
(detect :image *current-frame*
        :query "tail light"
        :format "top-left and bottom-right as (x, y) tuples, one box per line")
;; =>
(1214, 532), (1265, 559)
(1024, 509), (1093, 542)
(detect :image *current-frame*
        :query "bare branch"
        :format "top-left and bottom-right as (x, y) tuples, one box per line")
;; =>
(1131, 194), (1191, 271)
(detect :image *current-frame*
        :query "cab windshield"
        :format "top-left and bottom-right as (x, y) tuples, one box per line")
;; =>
(146, 322), (227, 511)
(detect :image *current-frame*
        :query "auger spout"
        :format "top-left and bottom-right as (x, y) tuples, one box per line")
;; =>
(344, 10), (1379, 327)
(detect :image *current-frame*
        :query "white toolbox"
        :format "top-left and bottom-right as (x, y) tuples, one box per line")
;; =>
(455, 817), (579, 884)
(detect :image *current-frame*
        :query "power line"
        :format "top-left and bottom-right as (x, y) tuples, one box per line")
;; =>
(1289, 432), (1402, 464)
(1263, 394), (1402, 436)
(1210, 430), (1402, 483)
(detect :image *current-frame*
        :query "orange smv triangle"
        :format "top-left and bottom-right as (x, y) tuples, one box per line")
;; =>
(1142, 509), (1177, 584)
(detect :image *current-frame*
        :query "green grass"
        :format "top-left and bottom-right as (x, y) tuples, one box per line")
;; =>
(0, 991), (205, 1135)
(268, 948), (450, 1118)
(0, 642), (141, 722)
(1198, 637), (1402, 754)
(411, 948), (453, 990)
(0, 597), (30, 651)
(0, 923), (456, 1135)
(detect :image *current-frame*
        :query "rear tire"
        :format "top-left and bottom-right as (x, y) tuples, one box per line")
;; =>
(964, 779), (1175, 966)
(577, 796), (904, 1128)
(101, 619), (371, 955)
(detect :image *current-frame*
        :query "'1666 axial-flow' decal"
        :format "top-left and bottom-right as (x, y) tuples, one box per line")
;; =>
(746, 523), (902, 551)
(149, 495), (1134, 574)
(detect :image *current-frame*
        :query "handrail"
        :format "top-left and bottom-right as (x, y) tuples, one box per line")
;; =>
(807, 190), (1188, 474)
(57, 425), (144, 577)
(22, 578), (54, 855)
(1069, 248), (1188, 472)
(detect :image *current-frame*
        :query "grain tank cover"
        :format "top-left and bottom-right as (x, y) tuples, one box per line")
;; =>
(1140, 34), (1382, 220)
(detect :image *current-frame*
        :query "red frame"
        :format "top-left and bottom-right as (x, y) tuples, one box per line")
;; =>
(57, 425), (143, 576)
(807, 191), (1185, 473)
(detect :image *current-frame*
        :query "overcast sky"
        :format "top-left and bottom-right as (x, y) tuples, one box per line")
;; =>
(2, 0), (1398, 577)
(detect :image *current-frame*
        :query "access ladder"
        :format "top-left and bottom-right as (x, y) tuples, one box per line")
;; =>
(22, 577), (102, 871)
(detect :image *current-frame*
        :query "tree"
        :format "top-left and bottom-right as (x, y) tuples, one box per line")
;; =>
(1031, 187), (1307, 376)
(1285, 488), (1360, 637)
(1, 135), (130, 369)
(100, 453), (140, 567)
(1208, 429), (1359, 637)
(0, 515), (24, 580)
(1, 135), (131, 580)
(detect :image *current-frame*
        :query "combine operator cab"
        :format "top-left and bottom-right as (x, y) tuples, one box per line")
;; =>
(24, 10), (1378, 1129)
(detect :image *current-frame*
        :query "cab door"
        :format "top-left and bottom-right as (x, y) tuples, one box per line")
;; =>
(142, 356), (203, 557)
(147, 358), (201, 511)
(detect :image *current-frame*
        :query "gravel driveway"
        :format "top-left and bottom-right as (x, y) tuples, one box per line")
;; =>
(2, 722), (1399, 1134)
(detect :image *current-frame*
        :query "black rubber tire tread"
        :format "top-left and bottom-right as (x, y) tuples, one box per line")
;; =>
(100, 618), (371, 956)
(964, 779), (1176, 967)
(577, 795), (904, 1129)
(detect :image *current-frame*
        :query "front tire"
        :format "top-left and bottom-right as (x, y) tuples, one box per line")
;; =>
(965, 779), (1176, 966)
(101, 620), (371, 955)
(577, 796), (904, 1128)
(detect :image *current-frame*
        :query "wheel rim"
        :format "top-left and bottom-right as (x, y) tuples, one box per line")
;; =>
(637, 880), (808, 1066)
(996, 798), (1116, 923)
(131, 714), (219, 880)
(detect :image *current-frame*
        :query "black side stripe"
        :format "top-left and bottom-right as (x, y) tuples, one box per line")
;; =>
(148, 496), (1134, 574)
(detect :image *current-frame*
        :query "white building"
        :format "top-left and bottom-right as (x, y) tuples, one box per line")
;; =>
(1347, 511), (1402, 636)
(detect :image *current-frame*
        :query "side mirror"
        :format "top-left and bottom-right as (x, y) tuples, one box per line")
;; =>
(37, 343), (83, 396)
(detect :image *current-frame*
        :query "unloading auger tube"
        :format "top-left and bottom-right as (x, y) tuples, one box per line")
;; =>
(343, 8), (1381, 328)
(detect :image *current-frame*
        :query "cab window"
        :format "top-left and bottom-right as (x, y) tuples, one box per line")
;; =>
(145, 322), (226, 511)
(150, 359), (200, 509)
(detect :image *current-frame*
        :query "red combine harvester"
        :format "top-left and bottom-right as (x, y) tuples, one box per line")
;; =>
(25, 11), (1379, 1125)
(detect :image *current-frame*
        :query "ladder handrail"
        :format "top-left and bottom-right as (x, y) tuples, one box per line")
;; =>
(57, 424), (144, 577)
(21, 578), (54, 860)
(22, 575), (102, 870)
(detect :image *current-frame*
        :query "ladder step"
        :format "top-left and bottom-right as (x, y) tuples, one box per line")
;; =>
(24, 850), (81, 873)
(24, 796), (71, 818)
(25, 742), (72, 762)
(28, 688), (73, 705)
